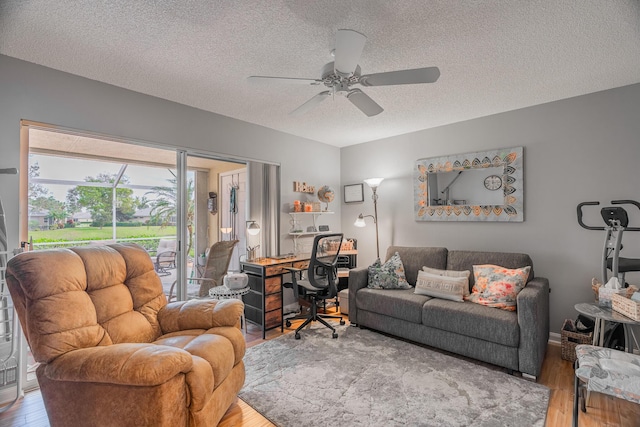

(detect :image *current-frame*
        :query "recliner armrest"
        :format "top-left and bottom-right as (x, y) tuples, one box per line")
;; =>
(44, 343), (193, 386)
(158, 299), (244, 333)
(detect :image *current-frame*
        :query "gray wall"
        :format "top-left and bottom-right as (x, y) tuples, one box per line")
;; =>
(0, 55), (342, 256)
(3, 53), (640, 336)
(340, 83), (640, 334)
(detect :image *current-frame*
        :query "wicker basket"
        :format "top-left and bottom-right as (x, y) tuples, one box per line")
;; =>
(612, 293), (640, 321)
(560, 319), (593, 363)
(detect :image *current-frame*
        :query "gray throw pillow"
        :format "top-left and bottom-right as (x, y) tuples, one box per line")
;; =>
(367, 252), (411, 289)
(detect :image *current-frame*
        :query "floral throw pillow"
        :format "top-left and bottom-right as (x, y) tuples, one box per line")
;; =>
(367, 252), (411, 290)
(464, 264), (531, 311)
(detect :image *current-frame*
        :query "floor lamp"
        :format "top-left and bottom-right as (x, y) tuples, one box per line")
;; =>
(354, 178), (383, 259)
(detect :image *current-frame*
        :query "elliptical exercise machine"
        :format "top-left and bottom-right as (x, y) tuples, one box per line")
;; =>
(576, 200), (640, 351)
(577, 199), (640, 286)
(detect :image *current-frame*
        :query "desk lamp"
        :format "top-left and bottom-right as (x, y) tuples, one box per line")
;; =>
(246, 220), (261, 261)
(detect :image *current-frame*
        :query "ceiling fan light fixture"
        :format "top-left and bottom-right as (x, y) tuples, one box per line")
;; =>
(248, 29), (440, 117)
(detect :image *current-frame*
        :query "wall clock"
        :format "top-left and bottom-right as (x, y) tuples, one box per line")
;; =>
(484, 175), (502, 191)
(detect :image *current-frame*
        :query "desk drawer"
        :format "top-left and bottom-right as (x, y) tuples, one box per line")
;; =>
(265, 308), (282, 329)
(292, 261), (309, 270)
(265, 293), (281, 312)
(245, 305), (262, 326)
(265, 276), (281, 294)
(244, 291), (262, 310)
(266, 263), (291, 276)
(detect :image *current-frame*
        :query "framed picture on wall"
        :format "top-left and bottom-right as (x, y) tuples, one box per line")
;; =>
(343, 183), (364, 203)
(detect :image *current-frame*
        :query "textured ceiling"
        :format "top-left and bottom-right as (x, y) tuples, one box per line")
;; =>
(1, 1), (639, 147)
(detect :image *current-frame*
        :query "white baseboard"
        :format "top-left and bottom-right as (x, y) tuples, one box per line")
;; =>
(549, 332), (561, 345)
(548, 331), (639, 354)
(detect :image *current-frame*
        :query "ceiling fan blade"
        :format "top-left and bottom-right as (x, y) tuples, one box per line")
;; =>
(248, 76), (322, 85)
(290, 91), (331, 116)
(346, 89), (383, 117)
(334, 29), (367, 76)
(359, 67), (440, 86)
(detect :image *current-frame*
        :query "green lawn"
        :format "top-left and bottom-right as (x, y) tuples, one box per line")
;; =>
(30, 226), (177, 243)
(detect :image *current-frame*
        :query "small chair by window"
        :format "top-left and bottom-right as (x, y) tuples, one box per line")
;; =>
(168, 240), (238, 301)
(284, 233), (345, 339)
(153, 238), (177, 276)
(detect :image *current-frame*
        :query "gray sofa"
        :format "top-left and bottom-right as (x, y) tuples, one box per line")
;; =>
(348, 246), (549, 379)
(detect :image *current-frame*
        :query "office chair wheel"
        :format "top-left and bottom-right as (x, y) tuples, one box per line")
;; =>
(332, 332), (338, 339)
(285, 320), (292, 327)
(294, 333), (301, 340)
(340, 319), (345, 325)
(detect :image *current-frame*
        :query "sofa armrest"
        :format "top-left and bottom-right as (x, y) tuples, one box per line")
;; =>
(348, 266), (369, 324)
(43, 343), (193, 386)
(158, 298), (244, 334)
(517, 277), (550, 378)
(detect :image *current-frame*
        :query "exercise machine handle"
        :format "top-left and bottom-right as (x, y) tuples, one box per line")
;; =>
(577, 201), (604, 230)
(611, 200), (640, 231)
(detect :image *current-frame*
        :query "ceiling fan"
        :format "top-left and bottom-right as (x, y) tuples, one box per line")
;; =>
(248, 29), (440, 117)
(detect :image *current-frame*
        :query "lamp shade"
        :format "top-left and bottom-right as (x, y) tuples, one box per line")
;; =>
(354, 214), (366, 227)
(364, 177), (384, 188)
(246, 221), (261, 236)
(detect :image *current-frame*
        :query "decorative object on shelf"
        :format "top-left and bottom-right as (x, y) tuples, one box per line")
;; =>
(318, 225), (330, 232)
(293, 200), (302, 212)
(317, 185), (335, 211)
(246, 220), (261, 261)
(343, 183), (364, 203)
(414, 146), (524, 222)
(355, 177), (383, 259)
(293, 181), (315, 194)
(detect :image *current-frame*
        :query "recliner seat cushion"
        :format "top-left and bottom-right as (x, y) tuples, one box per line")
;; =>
(356, 288), (431, 324)
(422, 298), (519, 347)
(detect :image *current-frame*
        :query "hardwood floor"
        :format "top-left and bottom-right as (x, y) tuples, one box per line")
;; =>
(2, 312), (639, 427)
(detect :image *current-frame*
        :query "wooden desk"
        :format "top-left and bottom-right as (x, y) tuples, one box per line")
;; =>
(241, 250), (357, 339)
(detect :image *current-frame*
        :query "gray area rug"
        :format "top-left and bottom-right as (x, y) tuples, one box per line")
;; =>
(240, 324), (549, 427)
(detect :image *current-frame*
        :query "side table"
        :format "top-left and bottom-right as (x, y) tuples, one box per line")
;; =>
(574, 302), (640, 353)
(209, 285), (250, 334)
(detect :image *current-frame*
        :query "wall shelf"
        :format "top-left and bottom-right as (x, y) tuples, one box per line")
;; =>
(287, 211), (334, 253)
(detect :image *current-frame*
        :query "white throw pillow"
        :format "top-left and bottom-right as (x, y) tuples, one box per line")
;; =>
(422, 266), (471, 296)
(414, 270), (469, 302)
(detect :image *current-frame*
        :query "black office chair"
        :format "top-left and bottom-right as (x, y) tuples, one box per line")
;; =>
(283, 233), (346, 339)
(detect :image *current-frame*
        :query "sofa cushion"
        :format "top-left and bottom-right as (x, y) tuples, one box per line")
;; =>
(356, 288), (431, 324)
(385, 246), (448, 286)
(465, 264), (531, 311)
(422, 298), (519, 347)
(367, 252), (411, 290)
(414, 270), (468, 302)
(446, 250), (534, 289)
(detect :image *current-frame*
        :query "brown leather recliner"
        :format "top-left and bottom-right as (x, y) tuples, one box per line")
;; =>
(6, 243), (245, 426)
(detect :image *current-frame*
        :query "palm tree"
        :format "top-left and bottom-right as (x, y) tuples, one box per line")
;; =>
(146, 178), (195, 256)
